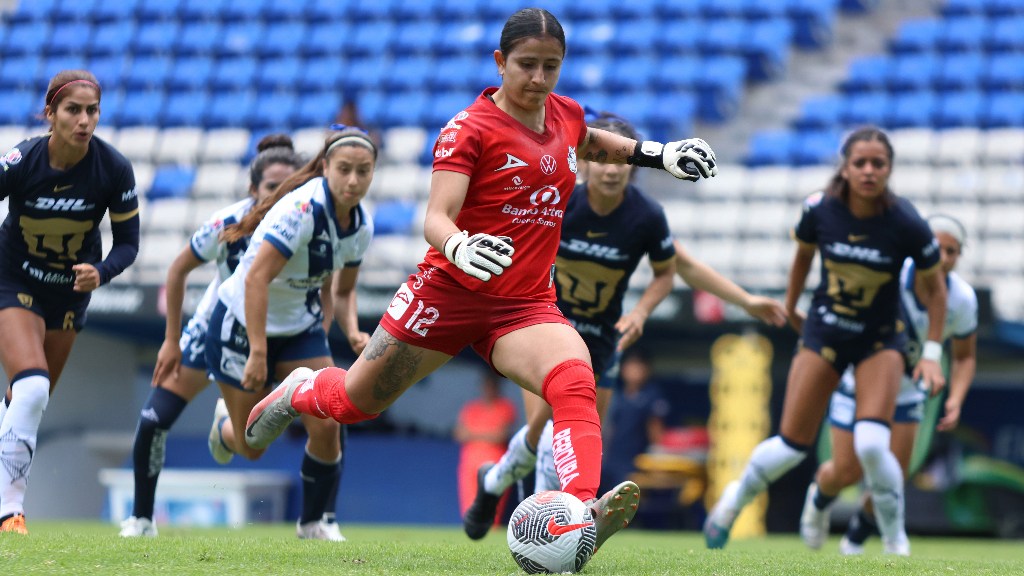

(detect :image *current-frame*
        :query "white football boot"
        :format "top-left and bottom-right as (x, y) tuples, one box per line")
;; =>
(208, 398), (233, 464)
(119, 516), (158, 538)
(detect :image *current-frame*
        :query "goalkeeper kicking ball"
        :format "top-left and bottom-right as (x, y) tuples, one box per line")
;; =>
(507, 491), (596, 574)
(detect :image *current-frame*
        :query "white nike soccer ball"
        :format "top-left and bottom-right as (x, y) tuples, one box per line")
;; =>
(507, 490), (596, 574)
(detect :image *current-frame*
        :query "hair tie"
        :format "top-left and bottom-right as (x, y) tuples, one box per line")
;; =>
(47, 79), (99, 106)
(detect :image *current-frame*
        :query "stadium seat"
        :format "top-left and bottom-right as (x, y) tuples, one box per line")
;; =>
(983, 53), (1024, 91)
(661, 199), (700, 237)
(193, 162), (245, 200)
(255, 58), (302, 92)
(296, 57), (345, 93)
(422, 90), (478, 130)
(90, 0), (139, 23)
(0, 91), (34, 125)
(392, 21), (440, 55)
(693, 163), (748, 200)
(167, 57), (214, 91)
(114, 126), (161, 162)
(564, 0), (614, 21)
(380, 127), (430, 167)
(841, 55), (892, 93)
(45, 22), (90, 56)
(429, 56), (482, 92)
(355, 91), (387, 129)
(559, 54), (608, 92)
(251, 93), (299, 131)
(89, 56), (127, 91)
(198, 128), (250, 163)
(743, 202), (792, 237)
(986, 0), (1024, 16)
(649, 53), (701, 92)
(609, 20), (660, 56)
(691, 201), (745, 238)
(124, 56), (173, 90)
(136, 0), (184, 21)
(787, 0), (839, 48)
(889, 19), (941, 53)
(648, 93), (696, 140)
(690, 238), (737, 275)
(132, 21), (179, 56)
(933, 165), (983, 202)
(344, 21), (396, 57)
(981, 202), (1024, 237)
(216, 22), (264, 57)
(746, 131), (796, 166)
(606, 56), (657, 92)
(380, 91), (429, 129)
(41, 55), (87, 85)
(161, 91), (210, 127)
(385, 57), (435, 92)
(299, 22), (346, 57)
(569, 20), (616, 55)
(694, 56), (746, 122)
(1, 21), (51, 58)
(888, 164), (933, 200)
(934, 90), (985, 128)
(6, 0), (59, 24)
(434, 21), (488, 56)
(793, 95), (844, 130)
(887, 53), (939, 92)
(209, 57), (258, 91)
(792, 165), (835, 199)
(148, 166), (196, 201)
(980, 128), (1024, 163)
(744, 19), (794, 81)
(932, 127), (983, 166)
(941, 0), (987, 17)
(886, 91), (938, 128)
(291, 126), (327, 158)
(343, 57), (391, 92)
(792, 130), (841, 166)
(980, 165), (1024, 201)
(0, 56), (42, 91)
(984, 16), (1024, 52)
(934, 53), (985, 91)
(205, 91), (256, 129)
(654, 19), (697, 54)
(841, 92), (890, 125)
(372, 200), (418, 235)
(221, 0), (270, 22)
(174, 22), (222, 56)
(292, 91), (341, 129)
(981, 92), (1024, 128)
(90, 21), (136, 57)
(702, 0), (746, 20)
(0, 125), (29, 147)
(258, 22), (307, 59)
(936, 16), (987, 53)
(698, 19), (748, 56)
(889, 128), (935, 165)
(154, 127), (204, 164)
(178, 0), (228, 22)
(117, 91), (166, 127)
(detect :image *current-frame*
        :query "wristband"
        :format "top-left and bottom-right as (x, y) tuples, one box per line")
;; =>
(443, 231), (467, 264)
(626, 140), (665, 169)
(922, 340), (942, 362)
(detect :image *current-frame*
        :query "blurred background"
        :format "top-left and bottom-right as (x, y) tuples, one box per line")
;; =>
(0, 0), (1021, 538)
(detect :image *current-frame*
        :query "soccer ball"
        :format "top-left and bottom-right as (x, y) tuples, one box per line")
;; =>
(507, 491), (596, 574)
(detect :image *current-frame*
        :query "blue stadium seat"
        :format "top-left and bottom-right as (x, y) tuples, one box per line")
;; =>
(6, 0), (58, 24)
(168, 57), (214, 91)
(792, 129), (841, 166)
(0, 56), (42, 91)
(607, 56), (656, 92)
(255, 58), (302, 91)
(651, 56), (701, 92)
(258, 22), (307, 59)
(430, 56), (482, 91)
(941, 0), (987, 16)
(694, 56), (746, 122)
(744, 19), (794, 80)
(434, 21), (488, 56)
(793, 95), (844, 130)
(423, 90), (478, 130)
(982, 91), (1024, 127)
(88, 56), (127, 89)
(886, 91), (937, 128)
(53, 0), (101, 22)
(385, 57), (434, 92)
(348, 0), (398, 21)
(983, 53), (1024, 90)
(205, 91), (256, 129)
(934, 90), (985, 128)
(292, 91), (341, 129)
(133, 21), (179, 55)
(841, 55), (891, 93)
(216, 22), (264, 57)
(251, 93), (298, 130)
(344, 21), (395, 57)
(297, 57), (345, 92)
(175, 22), (222, 56)
(471, 53), (502, 91)
(608, 20), (659, 55)
(889, 19), (941, 53)
(648, 93), (697, 141)
(303, 22), (351, 57)
(1, 22), (51, 57)
(609, 1), (657, 20)
(209, 57), (257, 91)
(97, 90), (124, 126)
(742, 0), (788, 20)
(178, 0), (229, 22)
(162, 91), (210, 127)
(380, 91), (429, 128)
(887, 53), (939, 92)
(698, 19), (748, 55)
(372, 200), (417, 236)
(45, 22), (91, 56)
(935, 53), (985, 90)
(787, 0), (839, 48)
(91, 0), (139, 23)
(343, 58), (390, 92)
(559, 55), (608, 92)
(392, 21), (440, 55)
(355, 90), (387, 128)
(564, 0), (614, 21)
(41, 55), (86, 84)
(118, 91), (166, 126)
(0, 91), (35, 125)
(607, 91), (657, 128)
(304, 0), (350, 21)
(746, 130), (796, 166)
(984, 16), (1024, 52)
(90, 21), (136, 57)
(221, 0), (270, 22)
(434, 0), (484, 21)
(260, 0), (308, 21)
(124, 56), (173, 90)
(654, 19), (697, 53)
(568, 20), (616, 55)
(136, 0), (183, 21)
(148, 166), (196, 200)
(841, 92), (890, 125)
(937, 16), (986, 53)
(702, 0), (745, 20)
(985, 0), (1024, 16)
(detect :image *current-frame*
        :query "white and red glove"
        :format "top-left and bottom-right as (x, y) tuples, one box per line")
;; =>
(443, 231), (514, 282)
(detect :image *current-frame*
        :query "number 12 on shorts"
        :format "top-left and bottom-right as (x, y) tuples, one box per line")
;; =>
(387, 283), (439, 337)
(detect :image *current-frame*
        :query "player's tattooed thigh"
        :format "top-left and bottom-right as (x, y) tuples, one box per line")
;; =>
(364, 326), (422, 402)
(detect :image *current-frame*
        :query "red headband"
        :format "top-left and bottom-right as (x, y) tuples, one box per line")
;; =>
(47, 79), (99, 106)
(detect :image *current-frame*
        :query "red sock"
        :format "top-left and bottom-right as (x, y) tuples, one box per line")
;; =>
(291, 367), (378, 424)
(542, 359), (601, 502)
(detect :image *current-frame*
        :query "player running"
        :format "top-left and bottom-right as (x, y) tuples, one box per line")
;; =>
(0, 70), (139, 534)
(244, 8), (718, 557)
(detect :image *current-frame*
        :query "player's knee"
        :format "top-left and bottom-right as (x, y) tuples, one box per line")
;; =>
(853, 419), (891, 467)
(541, 359), (594, 402)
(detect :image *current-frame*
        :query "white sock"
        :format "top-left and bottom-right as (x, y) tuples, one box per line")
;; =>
(533, 420), (559, 493)
(0, 374), (50, 518)
(483, 424), (536, 495)
(854, 420), (906, 545)
(734, 435), (807, 510)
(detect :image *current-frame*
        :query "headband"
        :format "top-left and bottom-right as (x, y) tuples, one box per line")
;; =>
(928, 214), (966, 247)
(47, 79), (99, 106)
(326, 135), (375, 155)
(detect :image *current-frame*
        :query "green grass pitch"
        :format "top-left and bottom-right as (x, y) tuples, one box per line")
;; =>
(2, 522), (1021, 575)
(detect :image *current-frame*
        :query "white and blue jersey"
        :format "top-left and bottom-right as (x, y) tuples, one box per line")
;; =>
(217, 176), (373, 336)
(178, 197), (253, 369)
(830, 259), (978, 429)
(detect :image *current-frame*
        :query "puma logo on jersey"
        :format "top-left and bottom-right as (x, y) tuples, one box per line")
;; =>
(29, 197), (92, 211)
(495, 153), (528, 171)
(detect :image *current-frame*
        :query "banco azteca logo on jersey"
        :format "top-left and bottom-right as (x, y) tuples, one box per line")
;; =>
(529, 185), (560, 205)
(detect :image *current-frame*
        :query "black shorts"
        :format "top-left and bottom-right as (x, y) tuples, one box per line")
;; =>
(800, 315), (907, 374)
(0, 270), (89, 331)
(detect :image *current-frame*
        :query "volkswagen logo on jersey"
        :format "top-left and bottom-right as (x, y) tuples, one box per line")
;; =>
(529, 185), (561, 206)
(540, 154), (557, 175)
